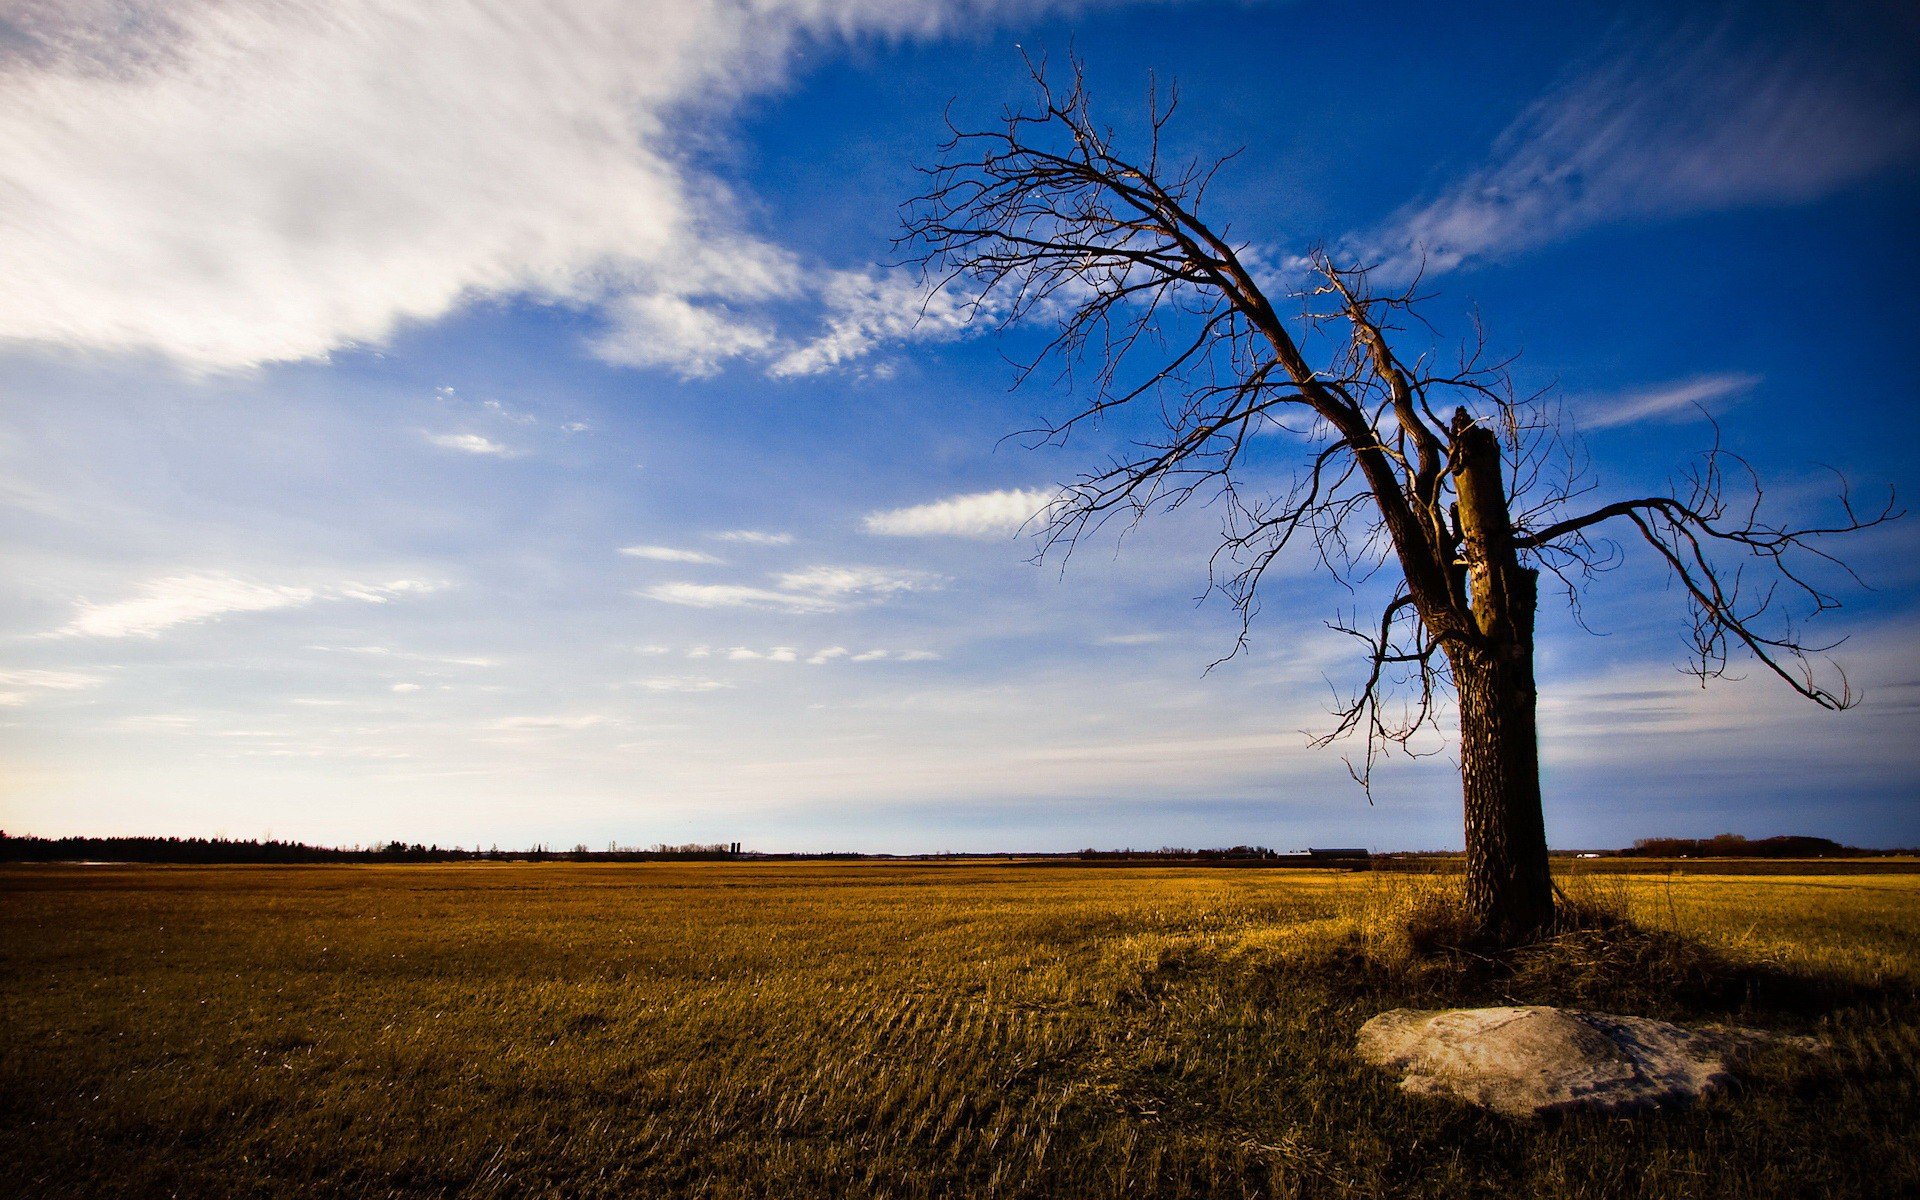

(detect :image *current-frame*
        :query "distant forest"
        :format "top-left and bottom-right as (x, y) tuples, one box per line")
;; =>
(0, 835), (1336, 865)
(0, 834), (745, 864)
(0, 832), (1904, 864)
(1622, 834), (1888, 858)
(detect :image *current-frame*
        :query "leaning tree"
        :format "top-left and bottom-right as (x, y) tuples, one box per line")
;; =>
(905, 65), (1895, 945)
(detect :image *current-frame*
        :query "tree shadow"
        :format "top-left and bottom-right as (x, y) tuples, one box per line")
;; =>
(1305, 876), (1910, 1028)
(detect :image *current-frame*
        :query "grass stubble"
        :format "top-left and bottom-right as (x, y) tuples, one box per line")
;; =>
(1, 862), (1915, 1199)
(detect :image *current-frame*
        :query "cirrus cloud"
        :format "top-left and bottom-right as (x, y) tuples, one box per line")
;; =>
(425, 432), (520, 457)
(620, 544), (723, 564)
(0, 668), (105, 690)
(57, 574), (441, 638)
(1354, 20), (1920, 280)
(863, 488), (1059, 539)
(1577, 373), (1761, 431)
(712, 530), (794, 546)
(640, 564), (940, 613)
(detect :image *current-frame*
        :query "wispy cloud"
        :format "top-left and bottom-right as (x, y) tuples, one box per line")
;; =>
(489, 713), (611, 730)
(773, 565), (938, 597)
(592, 290), (785, 379)
(480, 399), (536, 425)
(619, 544), (723, 564)
(726, 646), (799, 662)
(1578, 373), (1760, 431)
(770, 268), (985, 378)
(667, 644), (940, 665)
(58, 574), (439, 638)
(634, 677), (732, 693)
(0, 0), (1080, 375)
(425, 432), (519, 457)
(0, 668), (105, 707)
(306, 644), (497, 667)
(1356, 23), (1920, 278)
(712, 530), (794, 546)
(848, 649), (942, 663)
(0, 668), (105, 690)
(640, 564), (939, 613)
(639, 582), (842, 614)
(864, 489), (1058, 539)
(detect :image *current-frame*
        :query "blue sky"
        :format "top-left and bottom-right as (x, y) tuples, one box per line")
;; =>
(1, 0), (1916, 851)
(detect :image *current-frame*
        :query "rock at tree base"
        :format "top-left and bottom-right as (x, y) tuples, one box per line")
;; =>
(1356, 1006), (1760, 1117)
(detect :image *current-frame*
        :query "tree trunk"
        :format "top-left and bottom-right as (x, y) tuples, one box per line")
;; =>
(1449, 414), (1556, 944)
(1450, 612), (1555, 944)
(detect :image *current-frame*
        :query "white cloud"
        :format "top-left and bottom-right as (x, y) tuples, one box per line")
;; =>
(626, 643), (932, 665)
(817, 646), (941, 663)
(725, 646), (802, 663)
(425, 432), (519, 457)
(619, 544), (723, 564)
(489, 713), (610, 730)
(1099, 632), (1164, 646)
(642, 565), (938, 613)
(774, 565), (940, 597)
(770, 268), (985, 378)
(336, 580), (439, 603)
(639, 582), (842, 614)
(592, 290), (784, 378)
(712, 530), (794, 545)
(0, 0), (1105, 374)
(1577, 373), (1760, 431)
(391, 682), (422, 693)
(60, 576), (313, 638)
(481, 399), (536, 425)
(307, 644), (497, 667)
(1357, 25), (1919, 278)
(0, 668), (105, 690)
(635, 677), (731, 693)
(863, 488), (1058, 539)
(58, 574), (439, 638)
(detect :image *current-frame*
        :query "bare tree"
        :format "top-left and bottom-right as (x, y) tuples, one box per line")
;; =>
(904, 63), (1897, 945)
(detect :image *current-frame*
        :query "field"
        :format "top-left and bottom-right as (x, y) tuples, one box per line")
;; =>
(3, 863), (1916, 1199)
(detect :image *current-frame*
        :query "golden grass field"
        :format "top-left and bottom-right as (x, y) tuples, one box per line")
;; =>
(2, 862), (1916, 1198)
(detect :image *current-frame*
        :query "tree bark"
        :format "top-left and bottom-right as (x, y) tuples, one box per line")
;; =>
(1450, 626), (1555, 943)
(1449, 415), (1556, 943)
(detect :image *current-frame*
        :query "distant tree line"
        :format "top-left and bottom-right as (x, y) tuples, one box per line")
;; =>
(1076, 846), (1286, 860)
(0, 833), (747, 864)
(6, 832), (1901, 865)
(1622, 834), (1876, 858)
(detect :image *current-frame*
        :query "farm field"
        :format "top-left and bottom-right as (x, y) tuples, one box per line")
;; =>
(2, 863), (1916, 1199)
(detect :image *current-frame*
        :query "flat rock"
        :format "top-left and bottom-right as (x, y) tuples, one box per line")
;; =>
(1356, 1006), (1765, 1117)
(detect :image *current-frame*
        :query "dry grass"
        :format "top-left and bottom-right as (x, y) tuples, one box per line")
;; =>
(2, 862), (1915, 1199)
